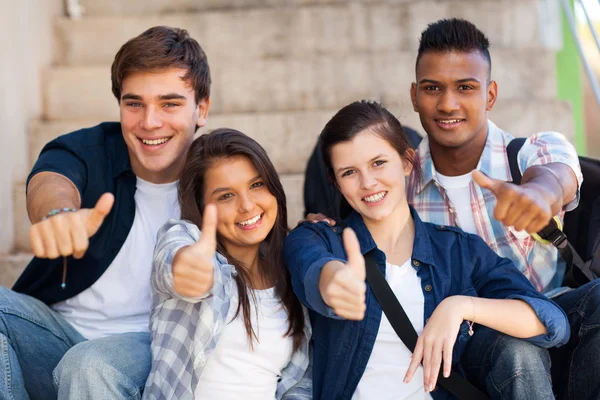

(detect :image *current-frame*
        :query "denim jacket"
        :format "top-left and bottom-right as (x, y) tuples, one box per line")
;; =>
(283, 207), (570, 400)
(144, 219), (312, 400)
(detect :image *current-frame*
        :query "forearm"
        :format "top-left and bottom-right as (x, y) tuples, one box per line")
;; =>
(460, 296), (547, 338)
(522, 163), (578, 212)
(27, 172), (81, 223)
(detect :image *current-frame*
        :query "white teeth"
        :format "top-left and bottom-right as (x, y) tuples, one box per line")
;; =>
(237, 214), (262, 226)
(438, 119), (461, 124)
(141, 137), (169, 145)
(363, 192), (386, 203)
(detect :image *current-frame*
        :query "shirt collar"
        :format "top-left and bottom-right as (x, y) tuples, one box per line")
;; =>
(104, 122), (134, 178)
(345, 206), (436, 267)
(412, 119), (512, 193)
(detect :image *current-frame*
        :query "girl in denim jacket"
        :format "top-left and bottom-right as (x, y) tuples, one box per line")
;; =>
(284, 101), (569, 400)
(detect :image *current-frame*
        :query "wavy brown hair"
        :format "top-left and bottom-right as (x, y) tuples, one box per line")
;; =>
(178, 128), (304, 351)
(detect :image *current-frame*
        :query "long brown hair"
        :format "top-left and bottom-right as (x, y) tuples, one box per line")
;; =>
(179, 128), (304, 351)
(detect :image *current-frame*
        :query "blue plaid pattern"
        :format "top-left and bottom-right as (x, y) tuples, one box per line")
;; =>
(143, 220), (312, 400)
(407, 120), (583, 296)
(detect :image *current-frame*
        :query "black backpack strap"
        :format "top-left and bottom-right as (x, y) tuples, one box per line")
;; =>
(506, 137), (526, 185)
(364, 251), (490, 400)
(506, 138), (596, 286)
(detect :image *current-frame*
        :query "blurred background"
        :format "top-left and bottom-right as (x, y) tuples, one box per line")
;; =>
(0, 0), (598, 286)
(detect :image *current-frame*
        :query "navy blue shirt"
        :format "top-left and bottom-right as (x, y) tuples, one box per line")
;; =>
(283, 208), (570, 400)
(13, 122), (138, 305)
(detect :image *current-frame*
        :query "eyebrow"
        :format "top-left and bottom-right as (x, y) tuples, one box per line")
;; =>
(335, 154), (386, 174)
(120, 93), (187, 101)
(211, 175), (263, 195)
(418, 78), (481, 85)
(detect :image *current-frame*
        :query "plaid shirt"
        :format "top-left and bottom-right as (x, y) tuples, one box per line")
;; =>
(407, 120), (583, 296)
(143, 220), (312, 400)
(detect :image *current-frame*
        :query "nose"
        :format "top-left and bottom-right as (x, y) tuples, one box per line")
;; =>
(141, 106), (163, 130)
(359, 171), (377, 190)
(437, 90), (460, 114)
(238, 192), (256, 214)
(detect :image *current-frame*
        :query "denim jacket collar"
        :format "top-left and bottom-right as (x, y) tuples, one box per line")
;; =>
(344, 206), (436, 267)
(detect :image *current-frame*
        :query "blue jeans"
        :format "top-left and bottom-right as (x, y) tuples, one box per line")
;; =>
(550, 279), (600, 400)
(461, 325), (553, 399)
(0, 287), (151, 400)
(462, 280), (600, 400)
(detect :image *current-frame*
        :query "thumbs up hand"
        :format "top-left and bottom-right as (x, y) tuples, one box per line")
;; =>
(172, 204), (218, 298)
(29, 192), (115, 259)
(318, 228), (367, 320)
(472, 170), (555, 233)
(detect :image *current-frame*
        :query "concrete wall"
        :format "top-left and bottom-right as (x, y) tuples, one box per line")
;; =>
(0, 0), (63, 254)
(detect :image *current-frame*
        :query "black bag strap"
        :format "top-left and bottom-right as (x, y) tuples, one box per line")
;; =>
(506, 138), (597, 285)
(364, 251), (490, 400)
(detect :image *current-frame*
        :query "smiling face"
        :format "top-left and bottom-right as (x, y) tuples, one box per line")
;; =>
(203, 156), (278, 255)
(119, 68), (210, 183)
(410, 50), (497, 152)
(331, 129), (413, 223)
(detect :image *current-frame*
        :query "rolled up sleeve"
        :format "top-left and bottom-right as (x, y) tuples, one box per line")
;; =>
(518, 131), (583, 211)
(468, 234), (570, 348)
(506, 294), (570, 348)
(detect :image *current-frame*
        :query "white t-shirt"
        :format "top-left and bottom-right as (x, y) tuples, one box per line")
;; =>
(435, 171), (478, 235)
(52, 178), (180, 339)
(195, 287), (294, 400)
(353, 259), (433, 400)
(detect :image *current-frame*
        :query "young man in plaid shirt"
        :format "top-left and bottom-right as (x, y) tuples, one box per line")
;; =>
(407, 18), (599, 399)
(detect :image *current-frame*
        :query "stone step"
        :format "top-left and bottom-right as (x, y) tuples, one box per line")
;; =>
(11, 173), (306, 254)
(44, 47), (557, 120)
(29, 98), (574, 177)
(69, 1), (543, 53)
(0, 254), (30, 288)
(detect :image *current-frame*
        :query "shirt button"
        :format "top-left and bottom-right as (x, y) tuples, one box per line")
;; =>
(412, 260), (420, 267)
(438, 225), (446, 229)
(424, 285), (433, 292)
(333, 227), (339, 233)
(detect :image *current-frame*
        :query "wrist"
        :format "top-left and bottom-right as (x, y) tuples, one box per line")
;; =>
(445, 295), (475, 321)
(319, 261), (344, 302)
(41, 207), (78, 221)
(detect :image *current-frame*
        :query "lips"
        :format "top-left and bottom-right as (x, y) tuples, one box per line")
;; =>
(235, 213), (263, 228)
(362, 191), (387, 204)
(434, 118), (465, 130)
(138, 137), (172, 146)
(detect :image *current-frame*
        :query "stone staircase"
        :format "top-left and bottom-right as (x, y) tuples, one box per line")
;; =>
(2, 0), (575, 287)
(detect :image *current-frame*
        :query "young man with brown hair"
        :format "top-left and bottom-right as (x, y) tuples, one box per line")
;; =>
(0, 26), (211, 399)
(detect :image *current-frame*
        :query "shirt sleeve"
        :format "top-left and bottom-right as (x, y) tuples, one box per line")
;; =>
(283, 223), (345, 319)
(27, 143), (88, 198)
(467, 233), (570, 348)
(517, 131), (583, 211)
(152, 219), (227, 304)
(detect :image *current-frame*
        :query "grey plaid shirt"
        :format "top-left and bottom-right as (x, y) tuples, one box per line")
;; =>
(143, 219), (312, 400)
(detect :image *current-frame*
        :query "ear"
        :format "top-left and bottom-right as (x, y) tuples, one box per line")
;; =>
(410, 83), (418, 112)
(196, 97), (211, 128)
(486, 80), (498, 112)
(403, 148), (415, 176)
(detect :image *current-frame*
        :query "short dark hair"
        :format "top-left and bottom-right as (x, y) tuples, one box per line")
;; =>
(416, 18), (491, 76)
(111, 26), (211, 103)
(178, 128), (304, 352)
